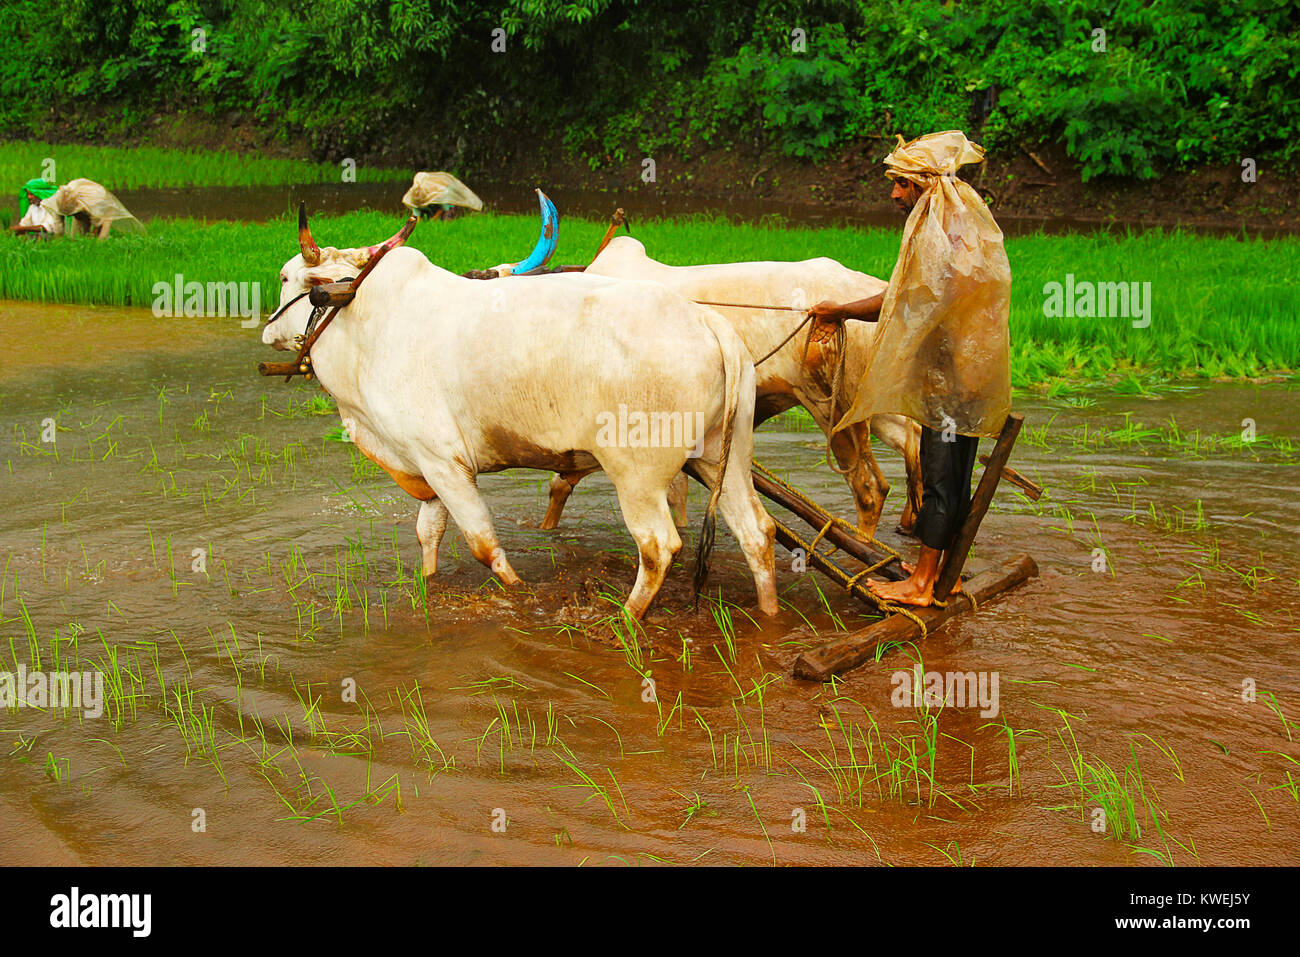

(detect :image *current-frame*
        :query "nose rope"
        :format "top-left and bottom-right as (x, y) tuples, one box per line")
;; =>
(264, 290), (308, 326)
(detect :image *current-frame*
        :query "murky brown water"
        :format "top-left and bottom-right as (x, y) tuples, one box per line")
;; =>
(1, 300), (1297, 865)
(115, 182), (1294, 239)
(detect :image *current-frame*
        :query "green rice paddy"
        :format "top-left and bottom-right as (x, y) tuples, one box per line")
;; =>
(2, 208), (1296, 389)
(0, 141), (411, 190)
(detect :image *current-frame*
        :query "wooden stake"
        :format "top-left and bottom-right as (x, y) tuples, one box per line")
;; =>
(793, 553), (1038, 681)
(932, 413), (1023, 602)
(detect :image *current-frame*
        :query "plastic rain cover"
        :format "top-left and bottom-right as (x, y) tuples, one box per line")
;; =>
(42, 178), (143, 233)
(835, 131), (1011, 439)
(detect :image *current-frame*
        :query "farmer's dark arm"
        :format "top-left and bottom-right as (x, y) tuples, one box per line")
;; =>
(809, 292), (884, 323)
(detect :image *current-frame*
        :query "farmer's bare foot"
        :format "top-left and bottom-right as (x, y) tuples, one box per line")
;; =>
(867, 576), (934, 607)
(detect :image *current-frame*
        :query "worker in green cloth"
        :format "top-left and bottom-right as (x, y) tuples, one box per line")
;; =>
(18, 178), (57, 216)
(12, 178), (62, 236)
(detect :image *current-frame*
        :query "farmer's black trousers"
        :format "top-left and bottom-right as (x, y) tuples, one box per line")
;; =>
(915, 425), (979, 552)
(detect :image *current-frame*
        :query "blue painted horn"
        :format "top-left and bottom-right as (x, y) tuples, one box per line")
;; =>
(512, 189), (559, 274)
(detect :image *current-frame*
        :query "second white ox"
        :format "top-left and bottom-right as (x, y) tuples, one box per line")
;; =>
(541, 236), (923, 538)
(263, 216), (778, 619)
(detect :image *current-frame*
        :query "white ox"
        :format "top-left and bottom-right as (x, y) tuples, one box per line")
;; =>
(263, 217), (778, 620)
(541, 236), (922, 538)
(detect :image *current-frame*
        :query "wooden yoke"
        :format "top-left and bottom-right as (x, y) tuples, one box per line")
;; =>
(308, 280), (356, 309)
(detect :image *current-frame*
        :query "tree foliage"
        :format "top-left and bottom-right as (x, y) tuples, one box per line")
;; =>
(3, 0), (1297, 179)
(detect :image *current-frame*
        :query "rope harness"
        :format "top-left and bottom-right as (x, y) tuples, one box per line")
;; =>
(748, 461), (961, 629)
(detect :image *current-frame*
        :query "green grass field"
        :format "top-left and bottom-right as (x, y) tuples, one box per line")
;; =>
(0, 141), (410, 190)
(2, 208), (1296, 389)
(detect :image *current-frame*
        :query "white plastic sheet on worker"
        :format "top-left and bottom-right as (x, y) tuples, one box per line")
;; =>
(401, 172), (483, 212)
(835, 131), (1011, 439)
(42, 178), (144, 234)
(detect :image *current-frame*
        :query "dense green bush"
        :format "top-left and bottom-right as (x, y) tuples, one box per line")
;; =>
(3, 0), (1297, 180)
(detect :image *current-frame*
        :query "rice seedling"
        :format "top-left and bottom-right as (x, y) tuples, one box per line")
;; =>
(161, 677), (226, 784)
(549, 739), (631, 830)
(1047, 715), (1198, 864)
(742, 784), (776, 865)
(1261, 692), (1297, 742)
(980, 718), (1043, 796)
(291, 680), (328, 738)
(794, 691), (970, 812)
(672, 789), (715, 829)
(677, 634), (695, 672)
(706, 592), (739, 664)
(44, 750), (71, 785)
(655, 689), (685, 737)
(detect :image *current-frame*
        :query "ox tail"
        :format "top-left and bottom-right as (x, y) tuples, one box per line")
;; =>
(693, 317), (742, 601)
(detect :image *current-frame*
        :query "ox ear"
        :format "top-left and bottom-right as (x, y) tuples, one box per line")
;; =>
(339, 247), (372, 270)
(299, 202), (322, 266)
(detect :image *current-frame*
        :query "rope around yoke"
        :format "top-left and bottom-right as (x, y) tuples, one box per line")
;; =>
(752, 462), (974, 631)
(776, 516), (930, 638)
(752, 461), (901, 561)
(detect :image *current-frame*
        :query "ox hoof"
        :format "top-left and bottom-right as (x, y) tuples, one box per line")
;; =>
(493, 568), (523, 587)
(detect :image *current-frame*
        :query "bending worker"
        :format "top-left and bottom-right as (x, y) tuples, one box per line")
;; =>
(11, 177), (141, 239)
(808, 130), (1012, 607)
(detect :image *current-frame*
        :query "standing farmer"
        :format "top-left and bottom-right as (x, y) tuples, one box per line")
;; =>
(808, 131), (1011, 606)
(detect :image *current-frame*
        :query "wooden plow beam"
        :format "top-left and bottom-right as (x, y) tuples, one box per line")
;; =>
(750, 466), (908, 583)
(753, 412), (1039, 681)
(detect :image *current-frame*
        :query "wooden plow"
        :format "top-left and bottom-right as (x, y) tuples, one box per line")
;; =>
(751, 412), (1042, 682)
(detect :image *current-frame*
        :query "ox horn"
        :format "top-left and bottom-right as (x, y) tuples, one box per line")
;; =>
(298, 202), (322, 266)
(360, 214), (419, 263)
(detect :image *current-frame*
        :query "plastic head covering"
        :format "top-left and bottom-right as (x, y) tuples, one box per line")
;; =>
(834, 130), (1011, 439)
(401, 172), (484, 214)
(42, 178), (144, 233)
(19, 178), (58, 218)
(883, 130), (986, 183)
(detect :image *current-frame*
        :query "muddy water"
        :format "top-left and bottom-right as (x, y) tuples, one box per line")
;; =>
(116, 182), (1294, 239)
(1, 300), (1297, 866)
